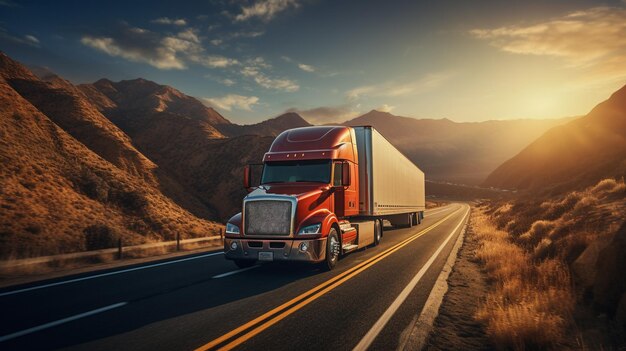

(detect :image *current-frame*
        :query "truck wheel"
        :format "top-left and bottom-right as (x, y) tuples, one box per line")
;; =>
(408, 213), (414, 228)
(321, 228), (340, 271)
(234, 259), (256, 269)
(373, 219), (382, 246)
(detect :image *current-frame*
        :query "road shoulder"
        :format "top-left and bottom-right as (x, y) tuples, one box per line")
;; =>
(414, 210), (493, 350)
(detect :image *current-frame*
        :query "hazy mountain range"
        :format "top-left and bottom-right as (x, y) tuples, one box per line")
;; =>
(344, 111), (574, 184)
(1, 50), (624, 258)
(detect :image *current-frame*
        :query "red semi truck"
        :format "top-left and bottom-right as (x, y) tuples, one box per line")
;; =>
(224, 125), (425, 270)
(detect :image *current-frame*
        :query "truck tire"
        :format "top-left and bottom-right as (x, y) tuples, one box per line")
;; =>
(321, 228), (340, 271)
(234, 259), (256, 269)
(373, 219), (382, 246)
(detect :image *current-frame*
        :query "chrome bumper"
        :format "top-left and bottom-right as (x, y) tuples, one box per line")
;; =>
(224, 238), (327, 263)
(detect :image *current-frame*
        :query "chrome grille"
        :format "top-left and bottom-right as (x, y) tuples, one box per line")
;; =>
(244, 200), (292, 235)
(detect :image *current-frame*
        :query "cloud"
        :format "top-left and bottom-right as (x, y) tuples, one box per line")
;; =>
(189, 52), (239, 68)
(286, 104), (361, 124)
(238, 58), (298, 92)
(0, 27), (40, 47)
(152, 17), (187, 26)
(376, 104), (395, 113)
(220, 78), (236, 86)
(235, 0), (300, 22)
(471, 6), (626, 80)
(241, 66), (299, 92)
(297, 63), (315, 72)
(231, 31), (265, 38)
(203, 94), (259, 111)
(282, 56), (315, 72)
(210, 39), (223, 46)
(0, 0), (18, 7)
(81, 24), (238, 70)
(24, 35), (39, 44)
(346, 72), (453, 100)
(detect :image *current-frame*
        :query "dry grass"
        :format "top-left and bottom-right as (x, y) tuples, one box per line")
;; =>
(473, 178), (626, 350)
(473, 209), (575, 350)
(0, 78), (222, 261)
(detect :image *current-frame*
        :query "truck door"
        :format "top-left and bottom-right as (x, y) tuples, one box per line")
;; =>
(333, 161), (358, 218)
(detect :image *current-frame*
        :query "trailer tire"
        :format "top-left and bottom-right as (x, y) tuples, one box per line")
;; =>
(234, 259), (256, 269)
(321, 228), (340, 271)
(373, 219), (382, 246)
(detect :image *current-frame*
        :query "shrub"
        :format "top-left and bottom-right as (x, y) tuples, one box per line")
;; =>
(83, 224), (118, 250)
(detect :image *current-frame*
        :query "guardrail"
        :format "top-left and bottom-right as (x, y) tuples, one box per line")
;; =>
(0, 231), (224, 271)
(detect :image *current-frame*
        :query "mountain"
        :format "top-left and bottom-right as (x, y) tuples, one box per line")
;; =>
(81, 78), (230, 125)
(0, 55), (221, 259)
(484, 85), (626, 190)
(0, 54), (157, 183)
(217, 112), (311, 137)
(80, 77), (296, 220)
(344, 110), (574, 184)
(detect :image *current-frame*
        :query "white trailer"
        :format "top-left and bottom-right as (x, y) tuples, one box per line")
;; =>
(353, 126), (426, 226)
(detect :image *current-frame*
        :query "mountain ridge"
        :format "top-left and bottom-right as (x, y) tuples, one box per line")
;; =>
(343, 109), (575, 184)
(484, 84), (626, 191)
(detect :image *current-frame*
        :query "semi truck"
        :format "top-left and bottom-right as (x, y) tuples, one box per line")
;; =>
(224, 125), (425, 270)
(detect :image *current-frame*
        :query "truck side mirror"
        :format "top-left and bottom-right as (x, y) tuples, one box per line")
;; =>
(342, 161), (351, 186)
(243, 165), (251, 189)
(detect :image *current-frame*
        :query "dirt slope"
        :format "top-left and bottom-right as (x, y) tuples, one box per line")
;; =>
(0, 75), (220, 259)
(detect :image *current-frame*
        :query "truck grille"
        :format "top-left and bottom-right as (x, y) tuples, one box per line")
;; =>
(244, 200), (292, 235)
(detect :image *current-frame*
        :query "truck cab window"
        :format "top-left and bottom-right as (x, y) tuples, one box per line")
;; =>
(333, 162), (343, 186)
(261, 160), (331, 184)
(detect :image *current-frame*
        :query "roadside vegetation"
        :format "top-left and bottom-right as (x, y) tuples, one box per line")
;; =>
(473, 178), (626, 349)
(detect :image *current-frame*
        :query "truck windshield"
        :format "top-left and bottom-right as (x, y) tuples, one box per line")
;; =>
(261, 160), (331, 184)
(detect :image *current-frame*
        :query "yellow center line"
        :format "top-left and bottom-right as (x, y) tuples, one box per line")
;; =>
(195, 206), (462, 351)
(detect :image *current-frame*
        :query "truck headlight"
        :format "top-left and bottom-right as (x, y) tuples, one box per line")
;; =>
(226, 223), (240, 234)
(298, 223), (321, 234)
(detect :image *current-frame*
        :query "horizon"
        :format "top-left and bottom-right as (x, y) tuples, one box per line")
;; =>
(1, 0), (625, 124)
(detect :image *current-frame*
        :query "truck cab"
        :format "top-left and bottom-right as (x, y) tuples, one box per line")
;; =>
(224, 126), (425, 270)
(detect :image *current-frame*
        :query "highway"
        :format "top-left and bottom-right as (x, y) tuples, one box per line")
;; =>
(0, 203), (470, 351)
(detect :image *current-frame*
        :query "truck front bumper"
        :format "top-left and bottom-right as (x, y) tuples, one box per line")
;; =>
(224, 237), (327, 263)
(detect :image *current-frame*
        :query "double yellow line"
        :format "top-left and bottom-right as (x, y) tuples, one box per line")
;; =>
(195, 206), (462, 351)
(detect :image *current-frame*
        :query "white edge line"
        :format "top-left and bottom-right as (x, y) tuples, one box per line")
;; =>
(400, 210), (469, 350)
(0, 252), (224, 297)
(352, 205), (470, 351)
(0, 302), (128, 343)
(212, 265), (260, 279)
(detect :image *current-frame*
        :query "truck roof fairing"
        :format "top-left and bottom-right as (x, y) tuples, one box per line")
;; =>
(263, 126), (357, 162)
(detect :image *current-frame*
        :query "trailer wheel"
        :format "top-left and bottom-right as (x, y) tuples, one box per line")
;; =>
(234, 259), (256, 269)
(321, 228), (340, 271)
(373, 219), (382, 246)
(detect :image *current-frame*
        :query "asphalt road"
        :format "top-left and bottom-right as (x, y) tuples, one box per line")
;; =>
(0, 203), (470, 351)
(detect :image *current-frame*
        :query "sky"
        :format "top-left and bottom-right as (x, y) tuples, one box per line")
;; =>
(1, 0), (625, 124)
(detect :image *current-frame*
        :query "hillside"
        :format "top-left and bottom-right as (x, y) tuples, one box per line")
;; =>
(344, 110), (573, 184)
(0, 72), (220, 259)
(485, 84), (626, 190)
(81, 77), (290, 220)
(81, 78), (230, 125)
